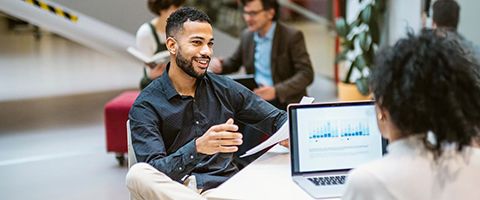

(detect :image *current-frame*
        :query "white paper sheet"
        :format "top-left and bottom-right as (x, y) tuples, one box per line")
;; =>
(127, 47), (169, 64)
(240, 96), (314, 158)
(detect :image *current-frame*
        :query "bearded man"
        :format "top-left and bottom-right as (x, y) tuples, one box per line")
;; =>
(126, 7), (287, 200)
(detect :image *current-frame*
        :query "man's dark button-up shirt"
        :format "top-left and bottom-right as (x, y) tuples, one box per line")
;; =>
(129, 65), (287, 190)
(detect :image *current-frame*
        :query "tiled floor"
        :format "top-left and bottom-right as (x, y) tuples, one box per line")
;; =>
(0, 15), (337, 200)
(0, 91), (131, 200)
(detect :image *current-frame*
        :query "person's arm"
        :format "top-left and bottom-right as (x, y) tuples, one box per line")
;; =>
(228, 80), (287, 135)
(136, 24), (156, 59)
(220, 31), (248, 74)
(136, 24), (163, 73)
(129, 102), (207, 182)
(129, 101), (243, 182)
(274, 31), (314, 103)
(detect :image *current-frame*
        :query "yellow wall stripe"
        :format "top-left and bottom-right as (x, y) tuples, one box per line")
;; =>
(22, 0), (78, 23)
(39, 1), (48, 11)
(54, 7), (64, 17)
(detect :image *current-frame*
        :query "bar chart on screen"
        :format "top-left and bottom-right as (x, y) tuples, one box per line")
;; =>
(295, 105), (383, 171)
(307, 119), (371, 141)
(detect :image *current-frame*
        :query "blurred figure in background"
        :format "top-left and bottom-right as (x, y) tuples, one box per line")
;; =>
(136, 0), (185, 89)
(209, 0), (313, 110)
(431, 0), (480, 62)
(342, 31), (480, 200)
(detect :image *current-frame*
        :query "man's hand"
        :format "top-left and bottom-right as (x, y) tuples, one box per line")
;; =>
(195, 118), (243, 155)
(209, 57), (223, 74)
(254, 86), (276, 101)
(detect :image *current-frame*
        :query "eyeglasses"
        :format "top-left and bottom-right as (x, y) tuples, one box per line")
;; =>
(242, 9), (265, 17)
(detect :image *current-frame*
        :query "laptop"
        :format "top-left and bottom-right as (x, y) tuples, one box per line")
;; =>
(228, 74), (258, 90)
(288, 100), (385, 199)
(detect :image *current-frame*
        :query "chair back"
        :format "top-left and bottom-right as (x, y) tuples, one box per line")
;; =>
(127, 120), (137, 168)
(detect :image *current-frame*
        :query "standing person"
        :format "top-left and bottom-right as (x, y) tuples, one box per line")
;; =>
(209, 0), (314, 110)
(431, 0), (480, 62)
(126, 7), (287, 200)
(342, 31), (480, 200)
(136, 0), (185, 89)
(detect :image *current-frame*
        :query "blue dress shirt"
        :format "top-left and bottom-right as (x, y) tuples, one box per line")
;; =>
(253, 22), (277, 86)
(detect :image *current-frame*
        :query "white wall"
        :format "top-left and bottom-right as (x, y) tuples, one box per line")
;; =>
(457, 0), (480, 44)
(52, 0), (151, 34)
(384, 0), (479, 46)
(386, 0), (422, 45)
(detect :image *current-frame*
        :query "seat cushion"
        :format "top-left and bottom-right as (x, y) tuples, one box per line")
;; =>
(105, 91), (140, 153)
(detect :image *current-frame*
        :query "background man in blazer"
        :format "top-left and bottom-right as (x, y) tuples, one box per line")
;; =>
(210, 0), (314, 110)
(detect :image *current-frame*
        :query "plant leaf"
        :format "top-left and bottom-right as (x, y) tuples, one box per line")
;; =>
(341, 39), (355, 50)
(359, 32), (372, 52)
(354, 55), (367, 70)
(355, 77), (370, 95)
(361, 5), (372, 23)
(335, 18), (349, 38)
(349, 19), (361, 28)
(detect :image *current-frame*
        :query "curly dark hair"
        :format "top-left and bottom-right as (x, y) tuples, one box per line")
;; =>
(370, 30), (480, 156)
(240, 0), (280, 21)
(147, 0), (186, 16)
(166, 7), (211, 38)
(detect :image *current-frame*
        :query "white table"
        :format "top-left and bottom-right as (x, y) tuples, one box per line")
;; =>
(205, 145), (339, 200)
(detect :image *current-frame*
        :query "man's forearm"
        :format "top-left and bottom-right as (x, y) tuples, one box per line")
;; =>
(147, 140), (207, 182)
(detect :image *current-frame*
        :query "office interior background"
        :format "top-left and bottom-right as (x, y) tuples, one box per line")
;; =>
(0, 0), (478, 199)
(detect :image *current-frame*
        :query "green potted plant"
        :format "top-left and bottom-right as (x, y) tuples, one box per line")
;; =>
(335, 0), (386, 100)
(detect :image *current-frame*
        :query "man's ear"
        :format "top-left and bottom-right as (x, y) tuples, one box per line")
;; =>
(166, 37), (177, 55)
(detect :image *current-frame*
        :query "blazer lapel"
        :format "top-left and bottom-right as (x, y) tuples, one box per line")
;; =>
(245, 32), (255, 74)
(270, 23), (282, 83)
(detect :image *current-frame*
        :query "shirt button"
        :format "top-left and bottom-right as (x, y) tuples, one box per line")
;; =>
(195, 121), (199, 125)
(190, 155), (194, 159)
(179, 167), (183, 171)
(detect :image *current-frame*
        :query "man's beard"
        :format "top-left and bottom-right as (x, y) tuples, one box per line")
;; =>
(176, 50), (209, 79)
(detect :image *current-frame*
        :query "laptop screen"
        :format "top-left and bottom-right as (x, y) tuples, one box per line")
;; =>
(289, 101), (383, 174)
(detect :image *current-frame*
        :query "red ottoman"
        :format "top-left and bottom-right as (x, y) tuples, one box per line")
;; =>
(104, 91), (140, 165)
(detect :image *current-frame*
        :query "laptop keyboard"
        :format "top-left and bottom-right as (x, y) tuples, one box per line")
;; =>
(308, 175), (346, 186)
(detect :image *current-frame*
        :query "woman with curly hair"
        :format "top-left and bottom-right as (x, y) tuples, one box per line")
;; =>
(136, 0), (186, 89)
(342, 30), (480, 200)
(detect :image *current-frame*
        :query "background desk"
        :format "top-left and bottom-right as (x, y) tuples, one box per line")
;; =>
(205, 145), (339, 200)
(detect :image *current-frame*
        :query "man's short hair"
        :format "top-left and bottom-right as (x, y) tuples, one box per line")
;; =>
(241, 0), (280, 21)
(147, 0), (186, 16)
(166, 7), (212, 38)
(432, 0), (460, 30)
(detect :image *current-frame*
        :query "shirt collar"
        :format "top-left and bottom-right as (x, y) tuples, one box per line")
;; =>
(254, 22), (277, 41)
(159, 63), (208, 100)
(386, 134), (427, 155)
(159, 63), (179, 100)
